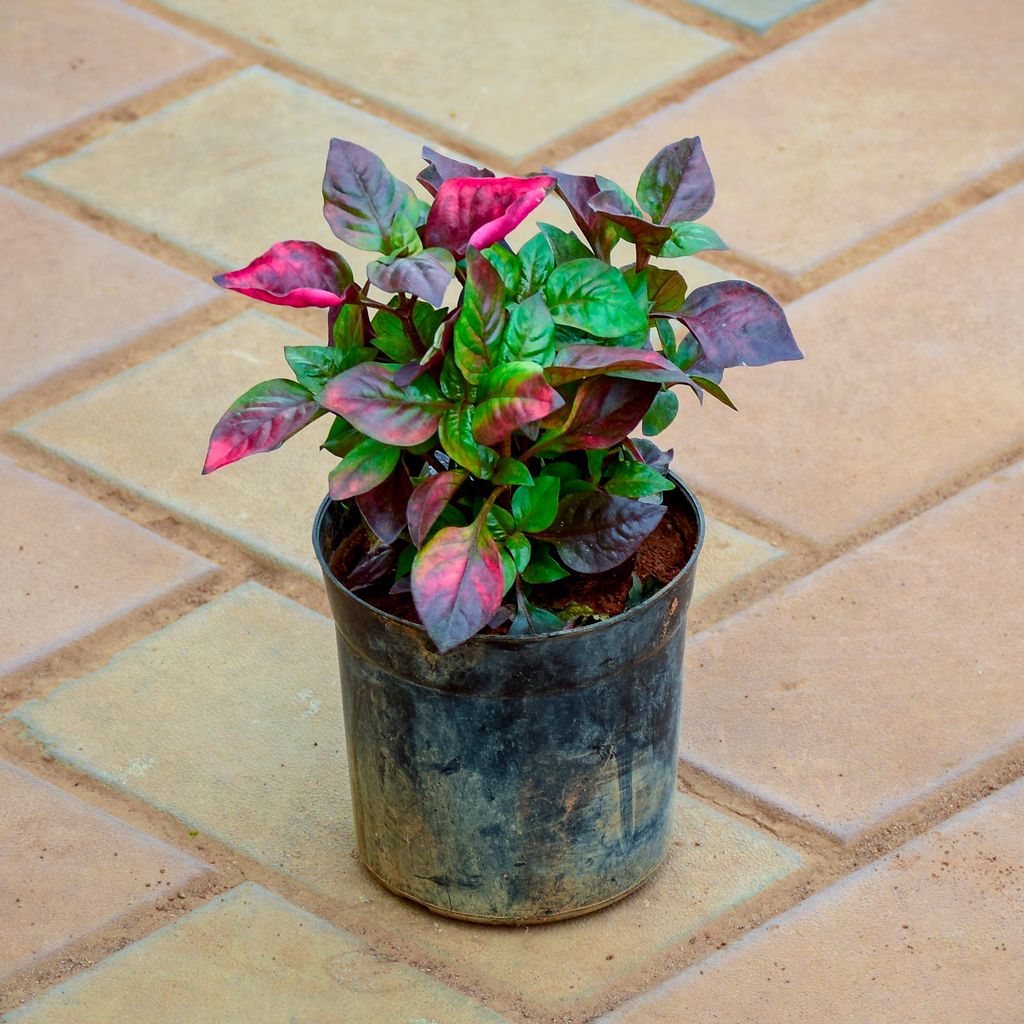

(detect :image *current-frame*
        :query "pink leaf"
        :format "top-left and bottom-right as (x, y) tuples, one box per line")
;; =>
(407, 469), (468, 548)
(318, 363), (448, 446)
(203, 379), (321, 473)
(546, 345), (690, 386)
(412, 511), (504, 652)
(213, 240), (353, 308)
(423, 176), (555, 257)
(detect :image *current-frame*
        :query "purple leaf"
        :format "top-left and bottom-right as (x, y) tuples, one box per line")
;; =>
(472, 362), (564, 446)
(366, 248), (456, 306)
(407, 469), (468, 548)
(632, 438), (674, 474)
(636, 137), (715, 225)
(346, 543), (398, 590)
(543, 168), (618, 259)
(588, 190), (672, 254)
(412, 511), (505, 652)
(424, 175), (555, 257)
(322, 138), (422, 253)
(545, 377), (659, 452)
(356, 460), (413, 544)
(203, 379), (321, 474)
(539, 491), (666, 573)
(679, 281), (802, 368)
(417, 146), (494, 197)
(213, 241), (353, 308)
(546, 345), (689, 386)
(318, 363), (448, 446)
(328, 437), (400, 500)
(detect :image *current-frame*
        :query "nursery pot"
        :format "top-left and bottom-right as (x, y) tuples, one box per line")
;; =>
(313, 474), (704, 924)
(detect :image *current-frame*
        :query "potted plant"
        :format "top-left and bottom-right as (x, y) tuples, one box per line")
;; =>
(202, 137), (801, 923)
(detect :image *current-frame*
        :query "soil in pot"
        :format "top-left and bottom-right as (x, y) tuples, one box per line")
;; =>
(328, 498), (697, 630)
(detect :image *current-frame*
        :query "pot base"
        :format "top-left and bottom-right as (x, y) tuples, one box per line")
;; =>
(358, 855), (665, 926)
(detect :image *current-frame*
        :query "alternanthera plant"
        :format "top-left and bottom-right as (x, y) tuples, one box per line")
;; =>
(203, 138), (801, 651)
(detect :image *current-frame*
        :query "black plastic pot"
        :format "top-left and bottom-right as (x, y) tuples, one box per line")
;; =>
(313, 475), (705, 924)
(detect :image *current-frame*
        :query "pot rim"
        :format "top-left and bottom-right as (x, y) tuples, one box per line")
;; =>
(312, 469), (705, 649)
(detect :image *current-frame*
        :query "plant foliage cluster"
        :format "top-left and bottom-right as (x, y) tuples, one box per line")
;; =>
(204, 138), (801, 651)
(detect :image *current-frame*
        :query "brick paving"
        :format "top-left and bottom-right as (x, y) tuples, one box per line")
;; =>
(1, 1), (1022, 1021)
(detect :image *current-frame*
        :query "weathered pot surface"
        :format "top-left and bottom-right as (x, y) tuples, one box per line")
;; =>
(313, 474), (705, 924)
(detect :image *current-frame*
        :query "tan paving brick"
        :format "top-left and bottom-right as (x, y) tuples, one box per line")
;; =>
(14, 312), (334, 577)
(0, 0), (221, 156)
(28, 67), (474, 282)
(152, 0), (729, 161)
(0, 188), (214, 401)
(411, 796), (800, 1016)
(0, 760), (207, 980)
(679, 461), (1024, 840)
(694, 518), (782, 604)
(0, 458), (214, 678)
(603, 778), (1024, 1023)
(664, 185), (1024, 544)
(4, 883), (506, 1023)
(11, 584), (802, 1016)
(14, 310), (770, 600)
(565, 0), (1024, 276)
(9, 585), (356, 899)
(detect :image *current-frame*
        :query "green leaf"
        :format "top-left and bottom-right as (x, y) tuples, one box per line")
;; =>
(439, 351), (466, 401)
(472, 361), (564, 446)
(505, 532), (532, 573)
(453, 248), (505, 383)
(642, 389), (679, 435)
(692, 375), (738, 410)
(512, 475), (560, 533)
(502, 293), (556, 366)
(500, 548), (517, 595)
(411, 510), (505, 652)
(439, 403), (497, 478)
(413, 302), (449, 349)
(647, 267), (688, 313)
(492, 457), (533, 486)
(487, 505), (516, 542)
(521, 545), (569, 584)
(330, 302), (366, 350)
(328, 436), (400, 500)
(517, 232), (556, 298)
(510, 586), (564, 636)
(539, 461), (580, 482)
(537, 223), (592, 264)
(605, 459), (675, 498)
(321, 417), (362, 458)
(370, 308), (419, 363)
(654, 318), (678, 362)
(482, 245), (521, 295)
(544, 259), (648, 339)
(284, 345), (376, 392)
(659, 221), (728, 259)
